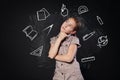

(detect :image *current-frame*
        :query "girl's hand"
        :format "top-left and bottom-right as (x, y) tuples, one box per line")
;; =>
(58, 32), (67, 41)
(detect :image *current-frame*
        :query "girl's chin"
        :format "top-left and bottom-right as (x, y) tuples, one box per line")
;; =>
(60, 29), (70, 34)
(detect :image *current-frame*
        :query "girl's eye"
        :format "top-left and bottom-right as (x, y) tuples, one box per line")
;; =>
(68, 26), (74, 30)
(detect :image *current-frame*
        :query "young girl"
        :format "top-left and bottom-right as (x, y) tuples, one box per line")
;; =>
(48, 17), (84, 80)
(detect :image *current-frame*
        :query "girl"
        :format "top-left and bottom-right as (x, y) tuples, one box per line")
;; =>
(48, 17), (84, 80)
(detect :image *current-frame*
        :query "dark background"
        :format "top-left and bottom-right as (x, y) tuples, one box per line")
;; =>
(2, 0), (119, 80)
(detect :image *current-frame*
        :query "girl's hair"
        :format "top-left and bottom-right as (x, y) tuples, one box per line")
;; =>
(72, 17), (81, 31)
(67, 16), (85, 32)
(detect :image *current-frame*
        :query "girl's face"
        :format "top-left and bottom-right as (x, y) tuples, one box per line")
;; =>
(60, 18), (77, 34)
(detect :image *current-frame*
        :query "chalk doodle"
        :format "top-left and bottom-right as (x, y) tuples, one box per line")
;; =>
(61, 4), (68, 17)
(83, 31), (96, 41)
(81, 56), (95, 63)
(96, 16), (104, 25)
(78, 5), (88, 15)
(37, 8), (50, 21)
(42, 24), (54, 36)
(97, 35), (108, 48)
(22, 25), (38, 41)
(30, 45), (43, 56)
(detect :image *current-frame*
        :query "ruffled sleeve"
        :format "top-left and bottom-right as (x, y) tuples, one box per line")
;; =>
(70, 36), (81, 48)
(50, 36), (57, 44)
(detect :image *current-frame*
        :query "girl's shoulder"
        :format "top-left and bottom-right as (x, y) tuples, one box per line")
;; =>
(68, 35), (81, 48)
(50, 35), (58, 40)
(68, 35), (79, 41)
(50, 35), (58, 44)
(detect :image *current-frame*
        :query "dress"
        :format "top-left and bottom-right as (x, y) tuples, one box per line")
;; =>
(50, 35), (84, 80)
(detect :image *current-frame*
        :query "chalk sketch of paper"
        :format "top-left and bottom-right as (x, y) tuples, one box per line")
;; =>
(30, 45), (43, 57)
(37, 8), (50, 21)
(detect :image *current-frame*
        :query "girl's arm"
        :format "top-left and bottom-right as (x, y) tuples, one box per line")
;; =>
(55, 44), (77, 63)
(48, 32), (67, 59)
(48, 38), (62, 59)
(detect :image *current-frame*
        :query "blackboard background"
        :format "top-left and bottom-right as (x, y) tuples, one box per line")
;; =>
(2, 0), (119, 80)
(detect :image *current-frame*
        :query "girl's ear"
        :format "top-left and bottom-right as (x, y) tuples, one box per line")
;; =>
(71, 31), (76, 34)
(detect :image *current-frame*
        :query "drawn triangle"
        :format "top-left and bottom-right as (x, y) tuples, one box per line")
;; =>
(30, 45), (43, 56)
